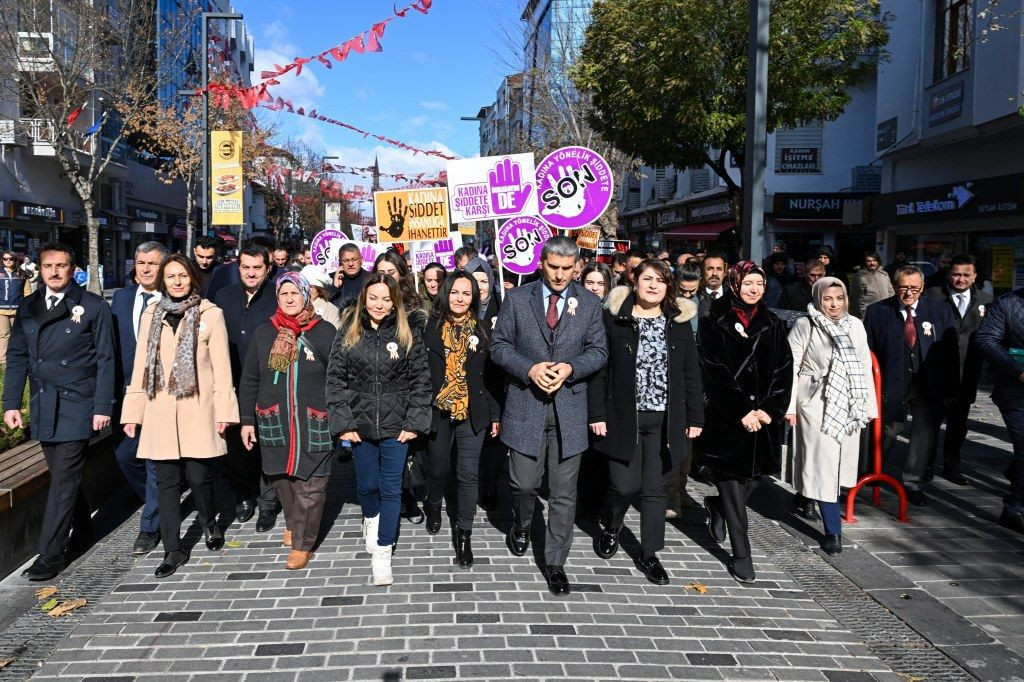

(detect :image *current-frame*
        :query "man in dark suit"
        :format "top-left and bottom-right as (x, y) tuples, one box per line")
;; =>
(330, 243), (369, 310)
(3, 243), (116, 580)
(110, 241), (166, 555)
(214, 242), (279, 531)
(924, 254), (994, 484)
(491, 236), (608, 595)
(192, 235), (220, 297)
(696, 252), (729, 318)
(778, 259), (825, 312)
(864, 265), (957, 506)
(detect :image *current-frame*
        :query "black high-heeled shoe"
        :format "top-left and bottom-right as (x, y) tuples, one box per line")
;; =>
(454, 528), (473, 568)
(155, 550), (189, 579)
(425, 505), (443, 535)
(204, 524), (224, 551)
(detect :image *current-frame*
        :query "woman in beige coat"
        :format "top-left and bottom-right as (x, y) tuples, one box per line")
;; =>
(122, 254), (239, 578)
(785, 277), (877, 556)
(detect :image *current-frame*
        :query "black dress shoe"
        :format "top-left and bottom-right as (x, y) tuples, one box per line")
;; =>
(235, 498), (256, 523)
(942, 470), (969, 486)
(1000, 508), (1024, 535)
(595, 526), (620, 560)
(477, 492), (497, 512)
(507, 526), (529, 557)
(545, 565), (570, 596)
(425, 505), (443, 535)
(204, 524), (224, 551)
(133, 531), (160, 555)
(792, 493), (818, 520)
(821, 534), (842, 556)
(922, 467), (934, 483)
(640, 555), (669, 585)
(907, 490), (928, 507)
(728, 556), (756, 584)
(402, 499), (424, 524)
(154, 551), (189, 579)
(454, 528), (473, 568)
(22, 555), (65, 581)
(704, 497), (726, 544)
(255, 509), (277, 532)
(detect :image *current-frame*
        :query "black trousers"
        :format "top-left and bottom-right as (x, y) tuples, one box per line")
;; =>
(39, 440), (92, 558)
(935, 400), (971, 474)
(154, 458), (216, 555)
(425, 416), (486, 531)
(604, 411), (672, 557)
(224, 424), (278, 512)
(884, 374), (942, 492)
(478, 433), (506, 501)
(577, 445), (608, 517)
(715, 478), (760, 560)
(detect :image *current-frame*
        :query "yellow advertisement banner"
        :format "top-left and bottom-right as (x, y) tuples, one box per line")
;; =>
(374, 187), (450, 243)
(458, 221), (477, 237)
(210, 130), (244, 226)
(575, 227), (600, 250)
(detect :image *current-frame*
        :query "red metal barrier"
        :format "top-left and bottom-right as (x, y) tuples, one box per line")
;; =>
(843, 351), (909, 523)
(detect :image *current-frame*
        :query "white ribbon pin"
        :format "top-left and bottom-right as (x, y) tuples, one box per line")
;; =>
(304, 346), (315, 361)
(71, 305), (85, 324)
(468, 335), (479, 352)
(734, 322), (749, 339)
(922, 321), (933, 337)
(567, 297), (578, 316)
(386, 341), (400, 360)
(199, 321), (207, 332)
(978, 305), (986, 318)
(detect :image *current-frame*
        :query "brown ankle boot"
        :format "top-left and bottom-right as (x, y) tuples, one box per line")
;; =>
(282, 530), (292, 547)
(286, 549), (312, 570)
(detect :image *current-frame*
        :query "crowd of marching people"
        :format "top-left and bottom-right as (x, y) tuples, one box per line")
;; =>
(1, 233), (1022, 595)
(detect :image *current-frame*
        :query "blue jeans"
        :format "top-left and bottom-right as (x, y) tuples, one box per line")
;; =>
(818, 500), (842, 536)
(114, 431), (160, 534)
(996, 401), (1024, 515)
(353, 438), (408, 547)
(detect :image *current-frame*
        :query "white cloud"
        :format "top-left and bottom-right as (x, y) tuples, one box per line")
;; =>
(405, 115), (429, 129)
(354, 88), (373, 102)
(420, 100), (448, 111)
(254, 20), (325, 110)
(410, 51), (429, 63)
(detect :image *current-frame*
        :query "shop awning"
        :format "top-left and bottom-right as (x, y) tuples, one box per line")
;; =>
(663, 221), (735, 239)
(214, 229), (238, 245)
(772, 218), (842, 228)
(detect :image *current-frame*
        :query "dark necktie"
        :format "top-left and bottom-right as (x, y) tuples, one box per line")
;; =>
(138, 292), (154, 334)
(546, 293), (560, 331)
(903, 305), (917, 348)
(47, 295), (58, 310)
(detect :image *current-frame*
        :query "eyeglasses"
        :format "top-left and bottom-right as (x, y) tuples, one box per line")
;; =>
(2, 257), (13, 262)
(896, 286), (922, 294)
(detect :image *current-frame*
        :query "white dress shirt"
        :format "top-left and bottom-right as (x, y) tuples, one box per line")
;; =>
(132, 287), (162, 339)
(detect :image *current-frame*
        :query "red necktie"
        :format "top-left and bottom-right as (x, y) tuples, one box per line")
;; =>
(546, 293), (559, 330)
(903, 305), (917, 348)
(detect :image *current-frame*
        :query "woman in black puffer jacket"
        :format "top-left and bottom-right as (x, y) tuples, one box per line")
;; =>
(327, 273), (431, 587)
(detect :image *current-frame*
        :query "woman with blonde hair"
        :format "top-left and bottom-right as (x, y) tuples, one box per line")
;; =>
(327, 273), (431, 585)
(785, 277), (876, 555)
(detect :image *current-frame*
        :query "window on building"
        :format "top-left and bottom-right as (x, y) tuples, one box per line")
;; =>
(934, 0), (971, 81)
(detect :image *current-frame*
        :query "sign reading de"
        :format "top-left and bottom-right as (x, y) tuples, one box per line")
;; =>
(373, 187), (450, 243)
(446, 153), (539, 223)
(535, 146), (614, 230)
(497, 216), (554, 275)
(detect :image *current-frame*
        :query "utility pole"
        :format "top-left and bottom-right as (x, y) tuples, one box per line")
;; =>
(201, 12), (243, 239)
(741, 0), (770, 264)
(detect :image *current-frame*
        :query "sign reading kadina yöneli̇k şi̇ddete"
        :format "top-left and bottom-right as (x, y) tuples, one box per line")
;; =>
(373, 187), (450, 243)
(310, 227), (347, 270)
(210, 130), (244, 225)
(497, 215), (554, 276)
(535, 146), (613, 230)
(446, 153), (540, 223)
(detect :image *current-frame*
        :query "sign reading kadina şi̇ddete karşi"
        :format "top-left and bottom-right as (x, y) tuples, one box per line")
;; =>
(373, 187), (450, 243)
(446, 153), (540, 223)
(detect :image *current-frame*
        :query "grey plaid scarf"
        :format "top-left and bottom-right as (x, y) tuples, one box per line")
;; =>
(141, 293), (203, 400)
(806, 304), (868, 442)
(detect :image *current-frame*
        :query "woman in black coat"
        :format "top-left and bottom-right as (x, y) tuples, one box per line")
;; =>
(423, 272), (500, 567)
(239, 272), (337, 570)
(695, 260), (793, 584)
(326, 274), (432, 587)
(588, 259), (704, 585)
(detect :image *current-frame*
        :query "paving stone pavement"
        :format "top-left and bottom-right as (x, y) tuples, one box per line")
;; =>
(5, 454), (916, 682)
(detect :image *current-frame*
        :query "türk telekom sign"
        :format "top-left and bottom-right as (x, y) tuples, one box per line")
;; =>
(868, 173), (1024, 226)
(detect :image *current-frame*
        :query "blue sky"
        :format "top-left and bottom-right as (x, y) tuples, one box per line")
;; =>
(233, 0), (523, 188)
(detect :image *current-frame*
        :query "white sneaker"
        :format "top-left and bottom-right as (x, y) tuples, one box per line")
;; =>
(371, 545), (393, 586)
(362, 515), (380, 555)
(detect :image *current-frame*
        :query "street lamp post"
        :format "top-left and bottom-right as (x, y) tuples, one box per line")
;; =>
(201, 11), (243, 240)
(741, 0), (770, 264)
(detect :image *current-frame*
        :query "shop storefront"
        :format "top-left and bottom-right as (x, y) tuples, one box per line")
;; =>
(168, 215), (188, 253)
(675, 196), (737, 255)
(0, 200), (64, 257)
(771, 192), (874, 273)
(867, 172), (1024, 293)
(624, 213), (653, 249)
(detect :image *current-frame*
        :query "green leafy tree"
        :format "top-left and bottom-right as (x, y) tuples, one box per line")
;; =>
(573, 0), (890, 222)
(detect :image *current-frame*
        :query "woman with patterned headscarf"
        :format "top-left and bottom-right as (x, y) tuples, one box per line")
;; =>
(694, 260), (793, 584)
(785, 277), (877, 556)
(238, 272), (338, 570)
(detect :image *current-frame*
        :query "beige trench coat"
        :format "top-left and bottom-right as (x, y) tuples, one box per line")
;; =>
(121, 299), (239, 459)
(786, 316), (877, 502)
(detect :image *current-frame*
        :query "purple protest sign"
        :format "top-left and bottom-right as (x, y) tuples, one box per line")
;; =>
(310, 228), (346, 270)
(535, 146), (614, 230)
(497, 216), (554, 276)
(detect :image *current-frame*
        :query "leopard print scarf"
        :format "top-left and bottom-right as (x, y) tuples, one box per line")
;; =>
(141, 293), (203, 399)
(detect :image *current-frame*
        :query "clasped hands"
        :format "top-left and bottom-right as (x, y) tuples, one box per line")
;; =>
(741, 410), (772, 432)
(528, 361), (572, 395)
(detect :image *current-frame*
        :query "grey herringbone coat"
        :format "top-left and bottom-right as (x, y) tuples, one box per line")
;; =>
(490, 280), (607, 457)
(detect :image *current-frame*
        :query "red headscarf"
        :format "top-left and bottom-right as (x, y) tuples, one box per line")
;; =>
(728, 260), (767, 328)
(268, 305), (319, 372)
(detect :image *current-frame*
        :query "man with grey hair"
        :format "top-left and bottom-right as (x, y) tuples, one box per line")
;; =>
(110, 241), (168, 555)
(864, 264), (956, 506)
(491, 235), (608, 595)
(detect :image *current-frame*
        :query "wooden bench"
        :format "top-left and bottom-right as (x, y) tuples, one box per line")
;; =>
(0, 440), (49, 514)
